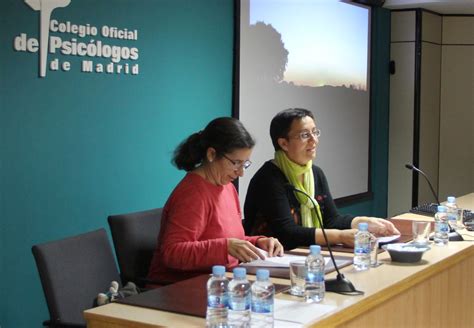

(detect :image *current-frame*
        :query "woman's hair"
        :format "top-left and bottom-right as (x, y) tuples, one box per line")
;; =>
(270, 108), (314, 151)
(173, 117), (255, 171)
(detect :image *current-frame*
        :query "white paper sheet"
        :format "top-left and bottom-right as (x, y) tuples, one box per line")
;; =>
(274, 320), (303, 328)
(242, 248), (330, 267)
(274, 298), (337, 325)
(377, 235), (401, 244)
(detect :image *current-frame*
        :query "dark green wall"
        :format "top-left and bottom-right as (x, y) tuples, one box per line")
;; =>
(339, 7), (391, 218)
(0, 1), (233, 327)
(0, 1), (390, 326)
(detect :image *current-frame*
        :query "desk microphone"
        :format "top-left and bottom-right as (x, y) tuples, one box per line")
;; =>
(285, 184), (363, 295)
(405, 164), (463, 238)
(404, 163), (440, 205)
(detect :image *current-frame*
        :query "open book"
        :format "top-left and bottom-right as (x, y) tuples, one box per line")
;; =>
(241, 248), (330, 268)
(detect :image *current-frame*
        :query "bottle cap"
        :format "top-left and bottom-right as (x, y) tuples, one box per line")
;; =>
(212, 265), (225, 275)
(309, 245), (321, 255)
(437, 205), (448, 213)
(447, 196), (456, 203)
(358, 222), (369, 231)
(256, 269), (269, 280)
(233, 267), (246, 279)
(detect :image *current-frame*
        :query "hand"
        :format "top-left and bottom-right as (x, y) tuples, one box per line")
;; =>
(353, 216), (401, 236)
(227, 238), (265, 263)
(316, 229), (357, 247)
(338, 229), (358, 247)
(256, 237), (284, 257)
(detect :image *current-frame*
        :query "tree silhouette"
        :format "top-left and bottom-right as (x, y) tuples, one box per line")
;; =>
(246, 21), (289, 83)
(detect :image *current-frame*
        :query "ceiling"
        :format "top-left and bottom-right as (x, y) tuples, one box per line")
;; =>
(383, 0), (474, 15)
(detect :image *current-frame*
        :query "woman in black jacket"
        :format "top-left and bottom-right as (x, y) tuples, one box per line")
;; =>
(244, 108), (399, 250)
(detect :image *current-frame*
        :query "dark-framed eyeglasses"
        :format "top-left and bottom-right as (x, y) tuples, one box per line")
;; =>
(222, 154), (252, 171)
(294, 128), (321, 141)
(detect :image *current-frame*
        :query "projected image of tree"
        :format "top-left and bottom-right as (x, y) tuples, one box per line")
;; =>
(238, 0), (371, 202)
(245, 22), (288, 83)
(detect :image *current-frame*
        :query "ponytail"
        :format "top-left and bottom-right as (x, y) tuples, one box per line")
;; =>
(172, 132), (205, 171)
(172, 117), (255, 172)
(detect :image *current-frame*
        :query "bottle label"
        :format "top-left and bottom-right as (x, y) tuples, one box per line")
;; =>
(354, 245), (370, 255)
(229, 296), (250, 311)
(447, 214), (457, 222)
(251, 300), (273, 314)
(436, 222), (449, 233)
(305, 271), (324, 283)
(208, 295), (228, 308)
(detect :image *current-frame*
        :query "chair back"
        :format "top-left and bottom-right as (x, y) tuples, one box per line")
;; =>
(32, 228), (120, 327)
(107, 207), (162, 287)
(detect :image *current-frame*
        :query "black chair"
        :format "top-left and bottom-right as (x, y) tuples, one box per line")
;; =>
(32, 228), (121, 328)
(107, 207), (163, 288)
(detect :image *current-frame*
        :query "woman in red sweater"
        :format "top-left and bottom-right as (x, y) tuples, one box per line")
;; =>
(147, 117), (283, 284)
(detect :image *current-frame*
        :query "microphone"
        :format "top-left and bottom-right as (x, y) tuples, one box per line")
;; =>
(405, 164), (461, 238)
(285, 184), (363, 295)
(404, 163), (440, 205)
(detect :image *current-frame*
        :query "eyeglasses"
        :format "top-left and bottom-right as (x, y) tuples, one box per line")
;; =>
(222, 154), (252, 171)
(292, 128), (321, 141)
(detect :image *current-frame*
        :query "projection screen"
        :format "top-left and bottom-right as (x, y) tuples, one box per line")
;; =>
(236, 0), (372, 206)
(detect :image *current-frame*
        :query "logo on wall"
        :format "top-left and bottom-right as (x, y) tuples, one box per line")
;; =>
(13, 0), (140, 77)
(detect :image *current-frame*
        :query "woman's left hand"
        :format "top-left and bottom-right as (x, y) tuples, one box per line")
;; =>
(256, 237), (284, 257)
(352, 217), (401, 236)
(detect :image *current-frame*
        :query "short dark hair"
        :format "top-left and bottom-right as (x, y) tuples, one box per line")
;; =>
(173, 117), (255, 171)
(270, 108), (314, 151)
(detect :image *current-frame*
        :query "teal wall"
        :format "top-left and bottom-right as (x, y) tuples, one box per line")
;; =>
(0, 1), (390, 326)
(0, 0), (233, 327)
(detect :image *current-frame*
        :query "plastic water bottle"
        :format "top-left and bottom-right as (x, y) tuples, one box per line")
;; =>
(434, 205), (449, 246)
(353, 222), (371, 271)
(206, 265), (229, 328)
(305, 245), (325, 303)
(445, 196), (459, 230)
(250, 269), (274, 328)
(228, 267), (251, 328)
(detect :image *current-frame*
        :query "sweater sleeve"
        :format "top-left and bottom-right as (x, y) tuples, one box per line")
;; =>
(244, 235), (264, 245)
(244, 162), (316, 250)
(314, 166), (354, 229)
(160, 185), (229, 271)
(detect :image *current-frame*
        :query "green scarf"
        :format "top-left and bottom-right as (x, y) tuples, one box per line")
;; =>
(274, 150), (322, 228)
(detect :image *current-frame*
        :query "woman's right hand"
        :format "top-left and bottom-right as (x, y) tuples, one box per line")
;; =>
(337, 229), (358, 247)
(315, 229), (358, 247)
(227, 238), (265, 263)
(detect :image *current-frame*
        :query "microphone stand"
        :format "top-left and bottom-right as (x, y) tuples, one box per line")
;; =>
(404, 164), (440, 205)
(405, 164), (460, 236)
(287, 185), (363, 295)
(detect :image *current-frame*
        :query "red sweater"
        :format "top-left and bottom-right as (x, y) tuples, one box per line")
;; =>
(147, 173), (261, 284)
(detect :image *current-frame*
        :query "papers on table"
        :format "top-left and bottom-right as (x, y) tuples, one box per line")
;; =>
(274, 320), (303, 328)
(241, 253), (305, 267)
(274, 299), (337, 326)
(242, 248), (330, 267)
(377, 235), (401, 244)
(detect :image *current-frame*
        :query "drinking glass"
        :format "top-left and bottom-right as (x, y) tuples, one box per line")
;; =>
(412, 221), (431, 245)
(289, 260), (306, 296)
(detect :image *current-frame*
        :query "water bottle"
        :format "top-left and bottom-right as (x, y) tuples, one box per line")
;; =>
(445, 196), (459, 230)
(353, 222), (371, 271)
(250, 269), (274, 328)
(206, 265), (229, 328)
(305, 245), (325, 303)
(228, 267), (251, 328)
(434, 205), (449, 246)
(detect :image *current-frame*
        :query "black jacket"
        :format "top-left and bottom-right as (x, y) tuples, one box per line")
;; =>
(244, 161), (354, 250)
